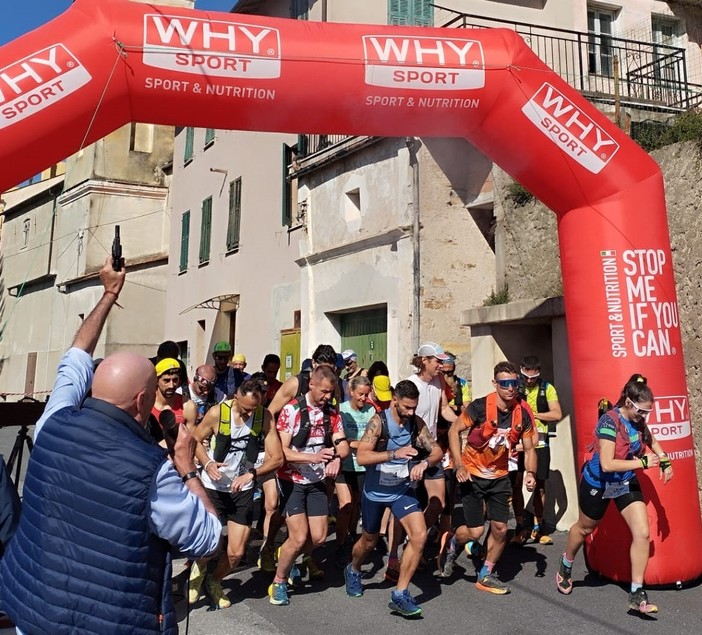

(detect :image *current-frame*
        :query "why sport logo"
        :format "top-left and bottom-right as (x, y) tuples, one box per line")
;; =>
(0, 44), (92, 128)
(363, 35), (485, 91)
(648, 395), (691, 441)
(143, 15), (281, 79)
(522, 83), (619, 174)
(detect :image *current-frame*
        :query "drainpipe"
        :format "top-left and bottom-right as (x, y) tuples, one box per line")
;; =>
(406, 137), (420, 351)
(46, 188), (59, 276)
(322, 0), (327, 21)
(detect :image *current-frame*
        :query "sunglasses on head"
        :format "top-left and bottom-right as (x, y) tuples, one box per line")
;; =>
(627, 399), (653, 416)
(496, 378), (519, 389)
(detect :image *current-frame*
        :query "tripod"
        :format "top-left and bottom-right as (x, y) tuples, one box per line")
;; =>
(6, 424), (34, 486)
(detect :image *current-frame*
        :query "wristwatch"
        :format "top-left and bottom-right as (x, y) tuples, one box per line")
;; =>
(248, 467), (257, 479)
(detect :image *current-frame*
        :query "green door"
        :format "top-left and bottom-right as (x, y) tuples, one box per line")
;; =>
(341, 308), (387, 370)
(280, 329), (301, 381)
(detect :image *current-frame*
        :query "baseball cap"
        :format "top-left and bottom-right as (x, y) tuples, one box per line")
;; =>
(416, 342), (449, 361)
(232, 353), (246, 363)
(155, 358), (180, 377)
(373, 375), (392, 402)
(213, 341), (232, 354)
(342, 349), (357, 362)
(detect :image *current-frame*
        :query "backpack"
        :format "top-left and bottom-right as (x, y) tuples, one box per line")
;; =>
(376, 409), (429, 461)
(212, 401), (265, 465)
(290, 396), (333, 449)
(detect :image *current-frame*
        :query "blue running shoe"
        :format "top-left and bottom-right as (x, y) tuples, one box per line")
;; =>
(388, 589), (422, 617)
(268, 582), (289, 606)
(288, 564), (302, 587)
(344, 564), (363, 597)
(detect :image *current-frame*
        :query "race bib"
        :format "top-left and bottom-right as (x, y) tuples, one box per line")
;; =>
(378, 461), (409, 487)
(603, 481), (630, 499)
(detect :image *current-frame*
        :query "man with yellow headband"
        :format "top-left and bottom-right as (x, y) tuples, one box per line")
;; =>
(150, 359), (185, 444)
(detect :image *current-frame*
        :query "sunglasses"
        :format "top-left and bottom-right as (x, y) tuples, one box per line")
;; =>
(495, 378), (519, 389)
(627, 399), (653, 417)
(521, 371), (540, 380)
(441, 370), (454, 377)
(213, 354), (229, 361)
(194, 374), (215, 388)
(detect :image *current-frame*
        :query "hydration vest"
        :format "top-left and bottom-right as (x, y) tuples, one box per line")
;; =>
(586, 408), (649, 461)
(212, 401), (265, 465)
(290, 396), (333, 449)
(376, 409), (429, 461)
(465, 392), (525, 450)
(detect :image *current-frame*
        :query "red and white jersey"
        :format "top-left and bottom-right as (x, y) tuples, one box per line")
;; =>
(276, 395), (342, 484)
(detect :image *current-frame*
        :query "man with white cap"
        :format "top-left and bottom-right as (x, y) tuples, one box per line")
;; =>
(406, 343), (457, 561)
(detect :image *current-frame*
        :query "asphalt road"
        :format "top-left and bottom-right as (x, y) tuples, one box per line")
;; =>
(3, 424), (702, 635)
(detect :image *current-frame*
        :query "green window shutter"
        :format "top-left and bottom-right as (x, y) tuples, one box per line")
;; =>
(199, 196), (212, 264)
(416, 0), (434, 27)
(282, 143), (294, 226)
(184, 127), (194, 163)
(388, 0), (432, 26)
(205, 128), (215, 145)
(180, 210), (190, 272)
(227, 178), (242, 251)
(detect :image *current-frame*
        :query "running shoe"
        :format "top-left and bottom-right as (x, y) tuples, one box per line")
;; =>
(303, 555), (325, 580)
(476, 572), (511, 595)
(384, 558), (400, 583)
(188, 561), (206, 604)
(258, 544), (277, 572)
(628, 588), (658, 614)
(531, 526), (553, 545)
(268, 582), (290, 606)
(388, 589), (423, 617)
(437, 531), (457, 578)
(288, 564), (302, 587)
(205, 575), (232, 609)
(556, 559), (573, 595)
(344, 563), (364, 597)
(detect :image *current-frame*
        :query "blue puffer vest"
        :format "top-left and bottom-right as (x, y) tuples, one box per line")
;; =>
(0, 398), (175, 634)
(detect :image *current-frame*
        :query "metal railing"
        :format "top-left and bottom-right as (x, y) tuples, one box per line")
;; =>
(294, 8), (702, 161)
(434, 5), (702, 111)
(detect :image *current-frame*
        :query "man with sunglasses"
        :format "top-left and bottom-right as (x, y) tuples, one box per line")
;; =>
(189, 379), (283, 609)
(511, 355), (562, 546)
(440, 361), (536, 594)
(212, 341), (246, 397)
(183, 364), (226, 428)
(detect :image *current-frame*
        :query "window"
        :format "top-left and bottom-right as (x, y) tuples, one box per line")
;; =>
(388, 0), (433, 26)
(588, 8), (615, 76)
(205, 128), (216, 146)
(184, 126), (194, 163)
(180, 211), (190, 272)
(199, 197), (212, 265)
(22, 218), (30, 249)
(226, 178), (242, 252)
(652, 15), (682, 85)
(130, 123), (154, 153)
(282, 143), (296, 226)
(291, 0), (309, 20)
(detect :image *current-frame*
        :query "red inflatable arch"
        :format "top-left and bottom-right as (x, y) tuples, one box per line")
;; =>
(0, 0), (699, 585)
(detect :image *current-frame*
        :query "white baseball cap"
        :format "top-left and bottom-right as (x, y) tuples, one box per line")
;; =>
(416, 342), (449, 361)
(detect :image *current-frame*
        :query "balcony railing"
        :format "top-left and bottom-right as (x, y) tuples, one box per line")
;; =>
(435, 5), (702, 111)
(295, 8), (702, 161)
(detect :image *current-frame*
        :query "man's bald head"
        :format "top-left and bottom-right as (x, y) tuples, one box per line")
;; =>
(92, 352), (157, 425)
(195, 364), (216, 383)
